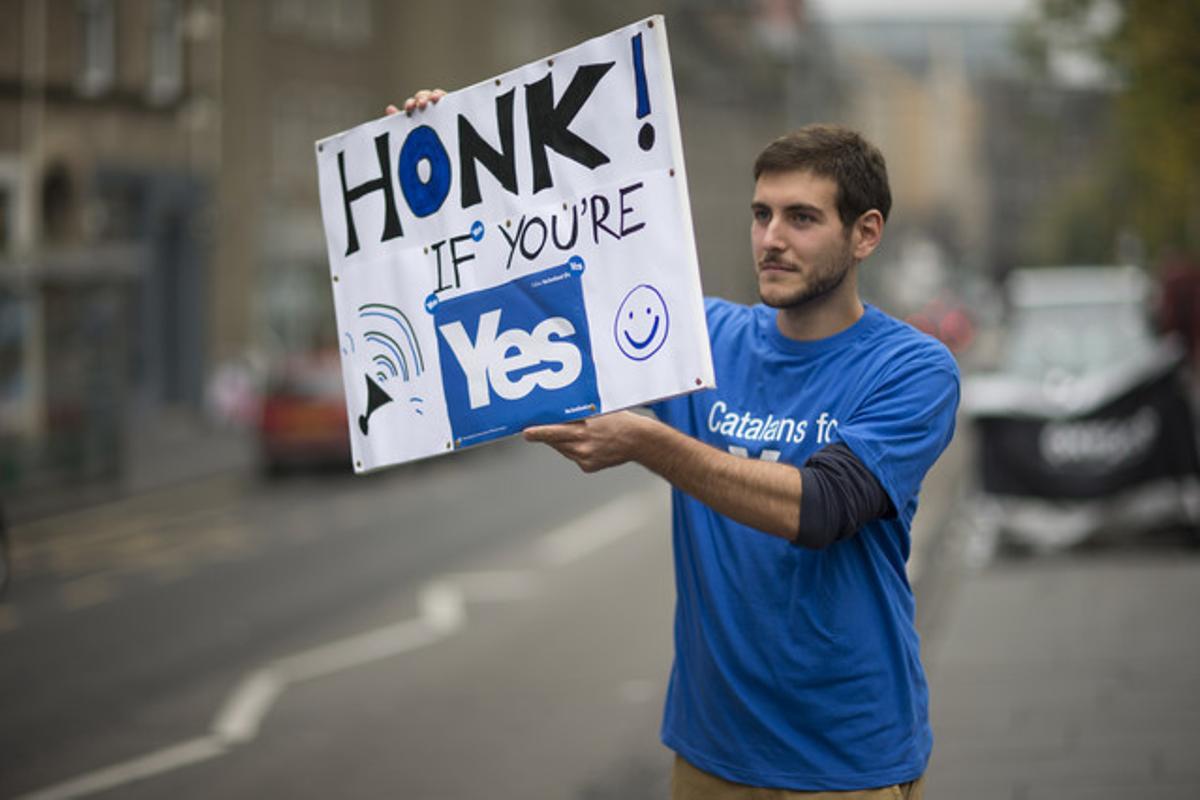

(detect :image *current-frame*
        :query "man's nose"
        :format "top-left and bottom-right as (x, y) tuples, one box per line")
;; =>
(762, 217), (787, 249)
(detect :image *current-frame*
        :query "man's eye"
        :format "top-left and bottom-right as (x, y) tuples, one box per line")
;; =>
(752, 209), (770, 223)
(790, 212), (814, 225)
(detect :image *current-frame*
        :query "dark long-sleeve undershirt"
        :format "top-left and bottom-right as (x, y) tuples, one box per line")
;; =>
(794, 442), (894, 549)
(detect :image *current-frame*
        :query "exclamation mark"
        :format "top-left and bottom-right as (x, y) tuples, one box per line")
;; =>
(632, 32), (655, 151)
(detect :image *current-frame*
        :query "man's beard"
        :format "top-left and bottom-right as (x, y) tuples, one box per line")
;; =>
(758, 246), (855, 310)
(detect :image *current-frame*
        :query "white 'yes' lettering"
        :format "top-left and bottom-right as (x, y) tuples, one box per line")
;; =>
(439, 309), (582, 409)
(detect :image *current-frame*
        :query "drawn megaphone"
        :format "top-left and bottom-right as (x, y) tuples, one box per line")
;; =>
(358, 374), (393, 435)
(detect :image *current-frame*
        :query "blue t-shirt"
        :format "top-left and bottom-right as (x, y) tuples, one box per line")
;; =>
(652, 299), (959, 790)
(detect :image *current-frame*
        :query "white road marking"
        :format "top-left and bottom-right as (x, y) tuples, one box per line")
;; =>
(211, 670), (283, 745)
(16, 737), (227, 800)
(443, 570), (539, 602)
(17, 490), (657, 800)
(537, 489), (663, 566)
(417, 580), (466, 634)
(274, 603), (454, 684)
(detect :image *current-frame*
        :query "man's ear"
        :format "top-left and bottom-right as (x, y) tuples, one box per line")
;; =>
(851, 210), (884, 260)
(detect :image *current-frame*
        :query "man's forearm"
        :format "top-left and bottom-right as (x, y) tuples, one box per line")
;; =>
(631, 416), (801, 539)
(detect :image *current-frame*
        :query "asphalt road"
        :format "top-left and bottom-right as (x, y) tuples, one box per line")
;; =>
(1, 424), (968, 800)
(1, 440), (673, 800)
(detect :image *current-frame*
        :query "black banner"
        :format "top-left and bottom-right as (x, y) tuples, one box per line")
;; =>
(975, 369), (1200, 499)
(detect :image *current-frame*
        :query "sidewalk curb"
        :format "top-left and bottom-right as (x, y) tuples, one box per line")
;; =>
(912, 418), (975, 656)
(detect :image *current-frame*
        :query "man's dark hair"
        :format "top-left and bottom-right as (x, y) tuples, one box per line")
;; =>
(753, 124), (892, 229)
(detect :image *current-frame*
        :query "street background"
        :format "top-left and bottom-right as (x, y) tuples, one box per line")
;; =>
(3, 1), (1200, 798)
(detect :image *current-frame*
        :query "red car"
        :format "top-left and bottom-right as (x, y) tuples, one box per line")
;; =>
(258, 351), (352, 474)
(905, 295), (976, 355)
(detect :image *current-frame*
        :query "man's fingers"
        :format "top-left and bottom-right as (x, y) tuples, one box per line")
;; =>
(401, 89), (447, 116)
(385, 104), (401, 116)
(526, 436), (595, 472)
(523, 422), (584, 443)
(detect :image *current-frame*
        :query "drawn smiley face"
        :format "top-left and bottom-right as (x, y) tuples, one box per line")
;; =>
(614, 284), (670, 361)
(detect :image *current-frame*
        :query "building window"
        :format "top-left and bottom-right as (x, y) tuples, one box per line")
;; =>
(149, 0), (183, 105)
(0, 161), (23, 254)
(0, 185), (11, 254)
(78, 0), (116, 97)
(269, 0), (371, 47)
(41, 163), (75, 244)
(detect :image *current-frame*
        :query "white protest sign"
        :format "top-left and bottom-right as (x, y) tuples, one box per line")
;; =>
(315, 16), (714, 472)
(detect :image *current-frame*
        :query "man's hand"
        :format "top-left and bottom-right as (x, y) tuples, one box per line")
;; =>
(529, 409), (803, 539)
(385, 88), (446, 117)
(523, 411), (650, 473)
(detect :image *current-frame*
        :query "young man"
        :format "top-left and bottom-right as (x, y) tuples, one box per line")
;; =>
(399, 92), (958, 798)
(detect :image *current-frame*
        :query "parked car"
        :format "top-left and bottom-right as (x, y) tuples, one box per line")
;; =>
(963, 266), (1200, 550)
(258, 351), (352, 474)
(905, 294), (976, 355)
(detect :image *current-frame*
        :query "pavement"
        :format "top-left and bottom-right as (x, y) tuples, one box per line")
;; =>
(11, 383), (1200, 799)
(921, 534), (1200, 800)
(7, 408), (256, 525)
(915, 352), (1200, 799)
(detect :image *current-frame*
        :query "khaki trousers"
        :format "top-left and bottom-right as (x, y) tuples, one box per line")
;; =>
(671, 755), (925, 800)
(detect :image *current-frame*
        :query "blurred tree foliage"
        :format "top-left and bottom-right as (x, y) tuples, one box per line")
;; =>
(1018, 0), (1200, 268)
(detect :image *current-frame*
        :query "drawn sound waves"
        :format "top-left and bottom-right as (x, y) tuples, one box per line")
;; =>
(359, 304), (424, 384)
(356, 303), (426, 437)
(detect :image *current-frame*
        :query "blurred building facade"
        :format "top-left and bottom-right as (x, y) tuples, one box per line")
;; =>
(214, 0), (577, 363)
(978, 78), (1116, 278)
(0, 0), (551, 509)
(827, 18), (1011, 312)
(222, 0), (841, 359)
(0, 0), (220, 504)
(2, 0), (842, 512)
(2, 0), (1116, 513)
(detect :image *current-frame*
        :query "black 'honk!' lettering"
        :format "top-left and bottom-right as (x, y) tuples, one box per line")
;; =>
(525, 62), (615, 194)
(337, 62), (616, 255)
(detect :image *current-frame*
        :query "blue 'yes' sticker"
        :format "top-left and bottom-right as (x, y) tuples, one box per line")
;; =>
(434, 262), (599, 447)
